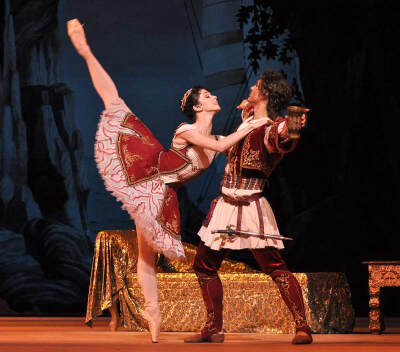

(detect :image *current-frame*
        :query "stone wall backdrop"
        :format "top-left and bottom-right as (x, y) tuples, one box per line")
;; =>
(0, 0), (92, 315)
(0, 0), (206, 317)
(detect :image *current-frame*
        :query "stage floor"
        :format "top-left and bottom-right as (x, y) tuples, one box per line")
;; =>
(1, 317), (400, 352)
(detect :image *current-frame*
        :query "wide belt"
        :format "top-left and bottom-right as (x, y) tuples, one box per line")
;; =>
(221, 194), (265, 234)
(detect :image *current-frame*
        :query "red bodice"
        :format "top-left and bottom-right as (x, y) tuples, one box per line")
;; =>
(116, 113), (195, 239)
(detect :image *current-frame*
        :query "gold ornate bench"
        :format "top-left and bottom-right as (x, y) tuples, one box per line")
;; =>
(363, 261), (400, 334)
(86, 230), (355, 333)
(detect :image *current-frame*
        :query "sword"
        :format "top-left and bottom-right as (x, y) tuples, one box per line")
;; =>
(211, 225), (293, 241)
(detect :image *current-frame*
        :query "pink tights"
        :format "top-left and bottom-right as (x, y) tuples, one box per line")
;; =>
(136, 227), (160, 320)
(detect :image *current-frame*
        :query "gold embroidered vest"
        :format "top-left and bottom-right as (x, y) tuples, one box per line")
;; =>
(226, 117), (297, 179)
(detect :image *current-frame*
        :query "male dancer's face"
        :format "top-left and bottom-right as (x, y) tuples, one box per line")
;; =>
(247, 80), (268, 106)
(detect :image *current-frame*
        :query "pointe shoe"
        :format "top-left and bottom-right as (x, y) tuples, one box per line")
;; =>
(142, 307), (161, 343)
(184, 332), (224, 343)
(291, 330), (313, 344)
(67, 18), (91, 58)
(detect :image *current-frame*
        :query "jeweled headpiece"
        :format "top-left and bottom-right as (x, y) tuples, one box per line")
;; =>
(180, 88), (193, 112)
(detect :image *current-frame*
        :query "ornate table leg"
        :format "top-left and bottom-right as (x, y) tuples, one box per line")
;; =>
(368, 285), (383, 334)
(364, 261), (400, 334)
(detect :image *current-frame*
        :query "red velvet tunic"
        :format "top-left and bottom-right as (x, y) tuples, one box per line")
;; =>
(199, 117), (298, 251)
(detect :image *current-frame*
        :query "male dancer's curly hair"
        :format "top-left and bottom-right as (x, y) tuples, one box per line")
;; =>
(259, 70), (292, 120)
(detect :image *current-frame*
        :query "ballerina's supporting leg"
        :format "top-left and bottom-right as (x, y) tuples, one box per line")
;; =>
(136, 227), (161, 343)
(108, 294), (120, 332)
(68, 18), (160, 340)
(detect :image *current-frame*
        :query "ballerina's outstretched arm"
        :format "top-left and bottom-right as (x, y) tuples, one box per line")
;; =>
(177, 118), (270, 153)
(67, 19), (118, 109)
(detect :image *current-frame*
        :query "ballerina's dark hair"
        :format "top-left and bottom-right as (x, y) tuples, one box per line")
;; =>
(180, 85), (207, 120)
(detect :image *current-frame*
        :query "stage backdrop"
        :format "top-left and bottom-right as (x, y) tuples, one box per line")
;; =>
(1, 0), (399, 317)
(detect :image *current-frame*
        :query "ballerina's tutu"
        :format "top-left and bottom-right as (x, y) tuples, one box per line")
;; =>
(94, 98), (184, 260)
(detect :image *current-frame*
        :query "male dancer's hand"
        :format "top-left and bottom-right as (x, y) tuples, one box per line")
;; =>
(284, 109), (309, 127)
(281, 109), (309, 137)
(299, 108), (310, 127)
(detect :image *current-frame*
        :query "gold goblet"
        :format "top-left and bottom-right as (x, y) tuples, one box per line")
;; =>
(287, 106), (307, 139)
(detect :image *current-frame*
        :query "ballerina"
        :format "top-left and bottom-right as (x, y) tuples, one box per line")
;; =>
(67, 18), (267, 343)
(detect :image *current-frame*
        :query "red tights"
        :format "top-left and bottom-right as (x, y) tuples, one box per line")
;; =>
(193, 241), (311, 337)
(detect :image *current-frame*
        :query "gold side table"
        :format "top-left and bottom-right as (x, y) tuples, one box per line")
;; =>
(362, 261), (400, 334)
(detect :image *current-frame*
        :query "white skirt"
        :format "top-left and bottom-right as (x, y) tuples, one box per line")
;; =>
(198, 187), (284, 250)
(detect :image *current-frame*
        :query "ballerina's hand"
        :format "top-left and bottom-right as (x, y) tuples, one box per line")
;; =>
(237, 99), (254, 121)
(248, 118), (271, 131)
(237, 99), (250, 110)
(67, 18), (91, 58)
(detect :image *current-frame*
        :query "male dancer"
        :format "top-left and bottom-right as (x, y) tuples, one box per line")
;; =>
(183, 70), (312, 344)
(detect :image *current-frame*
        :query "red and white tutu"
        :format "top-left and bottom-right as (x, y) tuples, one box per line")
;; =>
(94, 99), (185, 259)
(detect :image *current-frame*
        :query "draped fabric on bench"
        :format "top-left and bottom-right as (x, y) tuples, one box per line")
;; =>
(86, 230), (355, 333)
